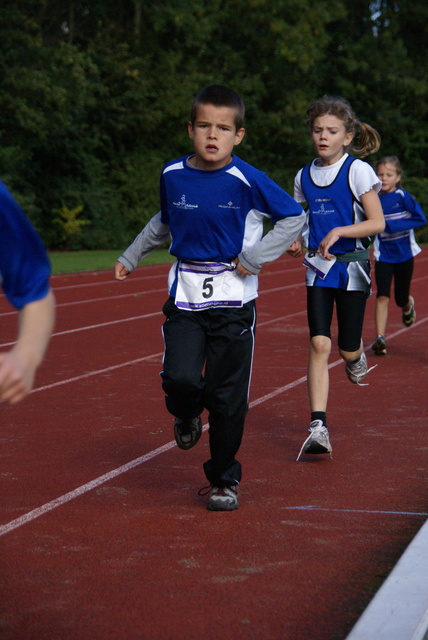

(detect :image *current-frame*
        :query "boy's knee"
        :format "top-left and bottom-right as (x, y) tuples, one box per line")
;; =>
(162, 372), (201, 398)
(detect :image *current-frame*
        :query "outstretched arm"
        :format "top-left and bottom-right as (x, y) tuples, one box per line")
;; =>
(238, 212), (306, 274)
(115, 212), (170, 276)
(0, 289), (56, 404)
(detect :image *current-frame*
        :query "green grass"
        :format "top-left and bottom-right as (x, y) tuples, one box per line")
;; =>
(48, 249), (175, 274)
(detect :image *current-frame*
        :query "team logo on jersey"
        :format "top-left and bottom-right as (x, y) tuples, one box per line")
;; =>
(173, 194), (198, 210)
(313, 198), (334, 215)
(218, 201), (240, 210)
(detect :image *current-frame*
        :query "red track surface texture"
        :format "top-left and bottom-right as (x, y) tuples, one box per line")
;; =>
(1, 254), (427, 640)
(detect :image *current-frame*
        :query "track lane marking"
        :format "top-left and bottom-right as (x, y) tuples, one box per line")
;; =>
(281, 506), (428, 517)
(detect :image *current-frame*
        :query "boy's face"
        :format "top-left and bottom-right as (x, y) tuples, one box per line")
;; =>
(188, 104), (245, 171)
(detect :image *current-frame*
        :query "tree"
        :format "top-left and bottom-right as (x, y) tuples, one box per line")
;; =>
(0, 0), (426, 249)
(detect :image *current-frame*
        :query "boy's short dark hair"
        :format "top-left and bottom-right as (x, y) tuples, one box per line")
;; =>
(190, 85), (245, 130)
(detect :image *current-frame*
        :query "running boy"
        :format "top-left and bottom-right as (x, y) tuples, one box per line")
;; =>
(371, 156), (426, 355)
(287, 95), (385, 460)
(115, 85), (305, 510)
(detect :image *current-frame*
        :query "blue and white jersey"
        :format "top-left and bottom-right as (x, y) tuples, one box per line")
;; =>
(373, 188), (426, 263)
(294, 154), (381, 292)
(160, 154), (303, 303)
(0, 181), (51, 309)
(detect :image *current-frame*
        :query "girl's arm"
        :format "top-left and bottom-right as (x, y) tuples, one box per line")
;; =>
(383, 193), (426, 234)
(318, 189), (385, 259)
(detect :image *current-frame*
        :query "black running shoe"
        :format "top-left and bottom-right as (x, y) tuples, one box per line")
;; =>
(372, 335), (387, 356)
(174, 416), (202, 450)
(402, 296), (416, 327)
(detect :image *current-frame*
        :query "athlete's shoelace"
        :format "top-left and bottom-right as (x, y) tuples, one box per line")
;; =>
(198, 485), (212, 497)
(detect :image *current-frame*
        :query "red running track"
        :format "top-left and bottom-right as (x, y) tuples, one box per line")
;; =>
(1, 254), (427, 640)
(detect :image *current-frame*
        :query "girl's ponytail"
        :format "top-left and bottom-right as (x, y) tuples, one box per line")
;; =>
(351, 122), (381, 157)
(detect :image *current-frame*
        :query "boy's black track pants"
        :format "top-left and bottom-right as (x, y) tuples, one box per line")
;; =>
(161, 297), (256, 487)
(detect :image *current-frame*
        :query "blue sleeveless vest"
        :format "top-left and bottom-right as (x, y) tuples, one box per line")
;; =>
(301, 156), (363, 255)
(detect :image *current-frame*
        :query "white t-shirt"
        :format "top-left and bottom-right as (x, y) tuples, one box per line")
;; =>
(294, 153), (381, 203)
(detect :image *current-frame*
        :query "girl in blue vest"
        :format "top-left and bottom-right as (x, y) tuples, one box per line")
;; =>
(371, 156), (426, 356)
(288, 96), (385, 460)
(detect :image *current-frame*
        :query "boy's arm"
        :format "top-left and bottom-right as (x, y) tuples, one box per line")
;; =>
(238, 212), (305, 274)
(116, 212), (170, 276)
(287, 238), (304, 258)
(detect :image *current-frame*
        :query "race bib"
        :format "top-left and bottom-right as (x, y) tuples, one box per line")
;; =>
(175, 261), (244, 310)
(303, 251), (336, 280)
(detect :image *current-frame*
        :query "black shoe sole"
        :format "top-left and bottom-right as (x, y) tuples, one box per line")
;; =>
(304, 443), (331, 454)
(174, 418), (202, 450)
(207, 500), (239, 511)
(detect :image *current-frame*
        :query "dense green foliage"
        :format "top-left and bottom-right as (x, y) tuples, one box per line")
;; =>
(1, 0), (427, 249)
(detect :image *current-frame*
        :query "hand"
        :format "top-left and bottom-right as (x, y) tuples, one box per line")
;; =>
(287, 240), (303, 258)
(318, 229), (341, 259)
(0, 349), (36, 405)
(114, 261), (130, 280)
(233, 258), (255, 278)
(0, 291), (55, 404)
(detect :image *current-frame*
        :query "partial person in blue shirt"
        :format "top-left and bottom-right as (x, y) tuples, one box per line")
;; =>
(0, 181), (55, 404)
(115, 85), (305, 511)
(371, 156), (426, 356)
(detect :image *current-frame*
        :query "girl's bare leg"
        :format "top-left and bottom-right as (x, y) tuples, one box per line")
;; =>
(308, 335), (331, 412)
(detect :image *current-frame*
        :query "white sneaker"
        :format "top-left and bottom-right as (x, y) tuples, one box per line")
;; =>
(296, 420), (332, 461)
(207, 486), (239, 511)
(345, 351), (377, 386)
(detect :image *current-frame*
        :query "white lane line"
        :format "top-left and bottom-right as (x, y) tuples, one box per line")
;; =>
(0, 441), (177, 536)
(32, 353), (164, 393)
(281, 506), (428, 517)
(0, 287), (165, 317)
(50, 272), (166, 290)
(0, 312), (162, 347)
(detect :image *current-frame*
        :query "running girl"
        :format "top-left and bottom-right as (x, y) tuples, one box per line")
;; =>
(288, 95), (385, 460)
(371, 156), (426, 356)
